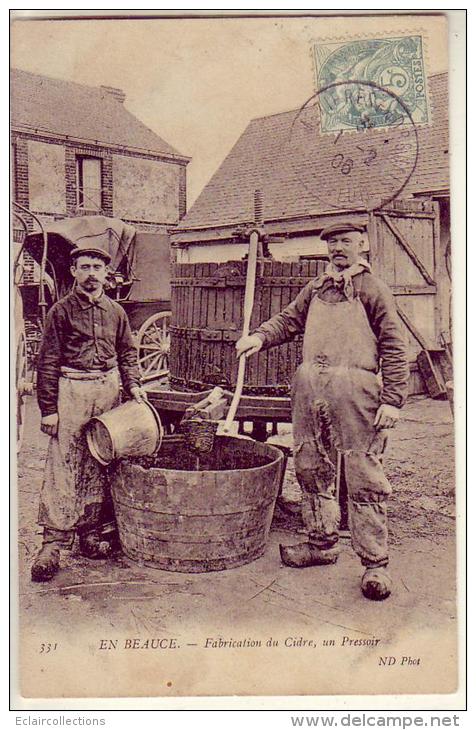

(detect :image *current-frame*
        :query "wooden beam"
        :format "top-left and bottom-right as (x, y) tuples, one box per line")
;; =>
(432, 200), (443, 339)
(171, 212), (370, 245)
(381, 214), (436, 286)
(390, 284), (437, 295)
(396, 304), (430, 350)
(374, 210), (436, 220)
(367, 211), (381, 277)
(416, 350), (447, 399)
(381, 198), (434, 213)
(147, 388), (293, 421)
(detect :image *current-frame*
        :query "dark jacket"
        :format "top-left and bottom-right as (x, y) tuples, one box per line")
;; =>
(37, 289), (140, 416)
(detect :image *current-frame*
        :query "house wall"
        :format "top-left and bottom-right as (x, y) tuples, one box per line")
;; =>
(112, 155), (180, 224)
(12, 131), (186, 229)
(12, 137), (30, 210)
(64, 143), (112, 216)
(12, 131), (186, 286)
(175, 233), (370, 264)
(12, 129), (186, 370)
(27, 141), (66, 214)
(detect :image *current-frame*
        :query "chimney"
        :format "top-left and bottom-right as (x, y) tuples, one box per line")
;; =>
(100, 85), (126, 104)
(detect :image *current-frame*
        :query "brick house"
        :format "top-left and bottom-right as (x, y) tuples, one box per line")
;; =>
(11, 68), (190, 232)
(11, 68), (190, 365)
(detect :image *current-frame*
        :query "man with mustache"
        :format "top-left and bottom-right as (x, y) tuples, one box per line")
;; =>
(31, 245), (146, 582)
(236, 222), (409, 600)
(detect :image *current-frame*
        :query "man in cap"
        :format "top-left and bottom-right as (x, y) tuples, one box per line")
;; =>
(31, 244), (146, 582)
(236, 221), (409, 600)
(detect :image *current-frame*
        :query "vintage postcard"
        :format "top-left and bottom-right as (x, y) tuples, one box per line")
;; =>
(10, 11), (464, 705)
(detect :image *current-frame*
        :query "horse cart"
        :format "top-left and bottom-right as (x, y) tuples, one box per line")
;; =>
(13, 208), (173, 446)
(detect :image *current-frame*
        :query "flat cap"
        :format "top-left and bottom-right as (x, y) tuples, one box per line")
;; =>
(70, 245), (112, 264)
(320, 222), (366, 240)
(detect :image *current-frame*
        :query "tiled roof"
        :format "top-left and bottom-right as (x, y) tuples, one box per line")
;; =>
(405, 73), (449, 196)
(11, 68), (189, 161)
(178, 73), (448, 232)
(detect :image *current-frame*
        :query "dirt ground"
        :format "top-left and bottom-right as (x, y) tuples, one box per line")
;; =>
(15, 395), (458, 698)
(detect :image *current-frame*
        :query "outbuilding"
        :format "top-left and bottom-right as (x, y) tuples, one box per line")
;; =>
(170, 73), (450, 398)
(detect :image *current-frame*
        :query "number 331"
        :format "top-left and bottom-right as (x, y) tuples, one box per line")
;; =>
(39, 642), (58, 654)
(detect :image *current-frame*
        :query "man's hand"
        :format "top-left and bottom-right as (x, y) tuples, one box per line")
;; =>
(235, 334), (263, 358)
(130, 385), (148, 403)
(374, 404), (400, 430)
(41, 413), (59, 437)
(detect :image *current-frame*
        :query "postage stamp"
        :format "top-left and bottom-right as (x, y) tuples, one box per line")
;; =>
(288, 80), (419, 211)
(313, 35), (429, 133)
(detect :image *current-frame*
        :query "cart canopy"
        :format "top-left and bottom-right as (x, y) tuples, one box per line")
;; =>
(24, 216), (136, 299)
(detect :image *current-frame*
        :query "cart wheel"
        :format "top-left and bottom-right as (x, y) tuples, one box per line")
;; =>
(137, 311), (171, 382)
(16, 331), (32, 451)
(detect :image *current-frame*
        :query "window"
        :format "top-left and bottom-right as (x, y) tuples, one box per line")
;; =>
(77, 156), (102, 211)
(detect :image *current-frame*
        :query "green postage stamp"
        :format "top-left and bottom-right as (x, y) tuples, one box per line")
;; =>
(313, 35), (429, 132)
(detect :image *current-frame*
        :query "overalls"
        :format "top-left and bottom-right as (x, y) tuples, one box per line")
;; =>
(291, 286), (392, 567)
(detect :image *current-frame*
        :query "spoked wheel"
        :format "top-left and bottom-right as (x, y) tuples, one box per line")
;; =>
(16, 331), (32, 451)
(137, 311), (171, 382)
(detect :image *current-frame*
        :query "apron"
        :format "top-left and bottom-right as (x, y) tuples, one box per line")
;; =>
(292, 292), (392, 566)
(38, 368), (120, 534)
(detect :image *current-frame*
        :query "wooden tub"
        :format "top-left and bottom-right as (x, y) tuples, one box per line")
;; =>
(110, 436), (284, 572)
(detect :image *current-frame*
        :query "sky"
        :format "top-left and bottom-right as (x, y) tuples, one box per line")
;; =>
(11, 12), (449, 208)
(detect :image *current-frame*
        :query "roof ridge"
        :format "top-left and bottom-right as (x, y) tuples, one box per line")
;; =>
(428, 70), (449, 78)
(11, 67), (117, 98)
(11, 66), (189, 160)
(250, 107), (299, 123)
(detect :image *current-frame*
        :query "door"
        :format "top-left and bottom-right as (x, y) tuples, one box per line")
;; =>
(368, 198), (442, 394)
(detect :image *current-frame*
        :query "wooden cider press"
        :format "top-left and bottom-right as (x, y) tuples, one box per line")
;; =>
(177, 188), (268, 453)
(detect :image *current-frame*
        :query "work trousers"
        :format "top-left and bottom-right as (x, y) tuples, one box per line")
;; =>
(292, 362), (392, 567)
(38, 369), (120, 546)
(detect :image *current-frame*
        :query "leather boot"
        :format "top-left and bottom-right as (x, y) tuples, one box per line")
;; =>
(31, 543), (60, 582)
(279, 542), (339, 568)
(361, 566), (392, 601)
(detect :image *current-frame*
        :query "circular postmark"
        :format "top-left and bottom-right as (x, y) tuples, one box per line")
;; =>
(288, 80), (419, 212)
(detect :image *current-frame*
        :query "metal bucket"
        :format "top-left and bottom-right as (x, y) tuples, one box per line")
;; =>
(110, 435), (285, 572)
(86, 399), (164, 465)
